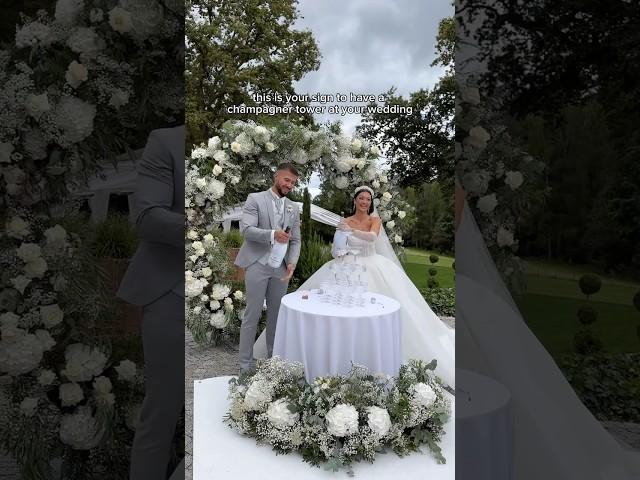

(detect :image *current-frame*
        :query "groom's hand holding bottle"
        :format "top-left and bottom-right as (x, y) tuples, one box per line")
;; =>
(274, 228), (291, 243)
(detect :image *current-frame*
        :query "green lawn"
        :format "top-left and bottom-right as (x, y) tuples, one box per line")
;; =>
(518, 259), (640, 355)
(402, 248), (455, 289)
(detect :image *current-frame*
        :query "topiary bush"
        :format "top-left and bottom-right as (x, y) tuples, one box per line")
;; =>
(421, 287), (454, 317)
(578, 274), (602, 299)
(429, 254), (439, 264)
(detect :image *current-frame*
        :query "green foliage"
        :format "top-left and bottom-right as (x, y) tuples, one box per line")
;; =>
(421, 287), (455, 317)
(88, 214), (138, 259)
(577, 305), (598, 326)
(579, 274), (602, 298)
(301, 188), (313, 242)
(560, 353), (640, 422)
(428, 267), (438, 277)
(573, 329), (603, 355)
(296, 233), (333, 284)
(222, 229), (244, 248)
(427, 278), (439, 289)
(185, 0), (321, 148)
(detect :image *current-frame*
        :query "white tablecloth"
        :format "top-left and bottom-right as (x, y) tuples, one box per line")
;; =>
(193, 376), (455, 480)
(456, 368), (513, 480)
(273, 291), (402, 381)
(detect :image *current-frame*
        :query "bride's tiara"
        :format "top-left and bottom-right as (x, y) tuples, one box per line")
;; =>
(354, 185), (374, 196)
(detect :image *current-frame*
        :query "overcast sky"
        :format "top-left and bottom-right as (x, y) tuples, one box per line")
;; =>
(292, 0), (453, 195)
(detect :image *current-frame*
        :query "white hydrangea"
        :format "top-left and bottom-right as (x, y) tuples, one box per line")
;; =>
(115, 359), (137, 382)
(267, 398), (299, 427)
(203, 234), (215, 246)
(465, 126), (491, 150)
(366, 406), (391, 437)
(61, 343), (107, 382)
(209, 311), (227, 329)
(461, 86), (481, 105)
(386, 220), (395, 230)
(201, 267), (213, 278)
(109, 6), (134, 33)
(209, 300), (221, 311)
(191, 241), (205, 257)
(497, 226), (515, 247)
(213, 150), (228, 163)
(370, 145), (380, 156)
(35, 329), (56, 351)
(54, 96), (96, 145)
(462, 170), (490, 196)
(334, 176), (349, 190)
(382, 191), (392, 201)
(207, 136), (221, 150)
(325, 404), (359, 437)
(185, 276), (206, 298)
(0, 333), (44, 375)
(67, 27), (103, 55)
(187, 230), (198, 240)
(6, 217), (30, 238)
(505, 171), (524, 190)
(55, 0), (84, 25)
(233, 290), (244, 301)
(394, 234), (403, 244)
(290, 149), (308, 165)
(265, 142), (276, 152)
(477, 193), (498, 214)
(24, 257), (48, 278)
(191, 147), (207, 160)
(210, 284), (231, 301)
(411, 382), (437, 409)
(207, 179), (225, 199)
(365, 166), (378, 181)
(371, 180), (380, 189)
(59, 382), (84, 407)
(59, 408), (100, 450)
(20, 397), (38, 417)
(243, 378), (273, 411)
(397, 210), (406, 219)
(44, 224), (67, 249)
(231, 142), (242, 153)
(15, 22), (54, 49)
(109, 89), (130, 108)
(40, 304), (64, 328)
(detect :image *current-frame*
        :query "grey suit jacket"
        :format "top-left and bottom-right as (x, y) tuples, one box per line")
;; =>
(234, 189), (301, 269)
(117, 126), (185, 307)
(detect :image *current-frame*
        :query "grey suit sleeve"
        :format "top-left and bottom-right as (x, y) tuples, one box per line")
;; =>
(286, 206), (302, 266)
(134, 130), (184, 248)
(240, 194), (272, 244)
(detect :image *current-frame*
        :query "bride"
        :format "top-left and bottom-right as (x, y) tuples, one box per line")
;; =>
(254, 185), (455, 388)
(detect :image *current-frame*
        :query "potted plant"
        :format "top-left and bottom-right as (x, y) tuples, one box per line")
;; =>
(223, 229), (245, 281)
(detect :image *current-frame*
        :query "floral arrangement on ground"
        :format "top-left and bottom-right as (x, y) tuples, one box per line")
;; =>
(224, 357), (452, 474)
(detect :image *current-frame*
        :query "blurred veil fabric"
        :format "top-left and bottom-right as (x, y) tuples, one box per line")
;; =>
(456, 202), (640, 479)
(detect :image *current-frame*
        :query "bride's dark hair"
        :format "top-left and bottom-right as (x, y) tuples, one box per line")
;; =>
(351, 189), (375, 215)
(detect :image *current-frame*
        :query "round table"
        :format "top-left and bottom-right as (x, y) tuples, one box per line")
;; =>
(456, 368), (513, 480)
(273, 291), (402, 382)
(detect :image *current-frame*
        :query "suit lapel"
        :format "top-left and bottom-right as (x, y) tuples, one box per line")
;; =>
(264, 190), (276, 229)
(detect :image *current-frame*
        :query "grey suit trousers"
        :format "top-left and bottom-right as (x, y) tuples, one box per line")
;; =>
(130, 291), (184, 480)
(238, 261), (289, 372)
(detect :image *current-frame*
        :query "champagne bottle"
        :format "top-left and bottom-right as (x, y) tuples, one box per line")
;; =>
(268, 226), (290, 268)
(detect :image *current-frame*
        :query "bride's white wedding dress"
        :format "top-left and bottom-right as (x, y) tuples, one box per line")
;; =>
(253, 226), (455, 388)
(457, 203), (640, 479)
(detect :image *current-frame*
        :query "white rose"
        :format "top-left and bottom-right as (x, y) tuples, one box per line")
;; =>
(89, 8), (103, 22)
(60, 382), (84, 407)
(187, 230), (198, 240)
(325, 404), (359, 437)
(0, 142), (14, 164)
(25, 258), (48, 278)
(40, 304), (64, 328)
(7, 217), (30, 238)
(412, 382), (437, 409)
(465, 126), (491, 150)
(265, 142), (276, 152)
(212, 164), (223, 176)
(386, 220), (396, 230)
(243, 379), (272, 411)
(231, 142), (242, 153)
(497, 226), (515, 247)
(115, 360), (137, 382)
(370, 145), (380, 156)
(397, 210), (406, 219)
(25, 93), (50, 119)
(371, 180), (380, 189)
(382, 191), (392, 201)
(109, 89), (130, 108)
(394, 234), (403, 244)
(203, 234), (214, 246)
(44, 224), (67, 249)
(267, 398), (299, 427)
(65, 61), (88, 89)
(20, 397), (38, 417)
(461, 86), (481, 105)
(477, 193), (498, 214)
(210, 284), (231, 301)
(505, 171), (524, 190)
(17, 243), (43, 264)
(209, 311), (227, 329)
(10, 275), (31, 294)
(109, 6), (133, 33)
(38, 369), (57, 386)
(334, 176), (349, 190)
(366, 406), (391, 437)
(233, 290), (244, 301)
(209, 300), (221, 311)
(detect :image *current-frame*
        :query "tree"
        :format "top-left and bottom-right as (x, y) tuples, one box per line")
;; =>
(357, 17), (454, 187)
(186, 0), (321, 148)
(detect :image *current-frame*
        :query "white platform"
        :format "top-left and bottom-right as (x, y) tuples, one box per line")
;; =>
(193, 376), (455, 479)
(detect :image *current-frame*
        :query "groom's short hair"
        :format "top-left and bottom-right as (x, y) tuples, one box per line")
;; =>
(276, 162), (299, 177)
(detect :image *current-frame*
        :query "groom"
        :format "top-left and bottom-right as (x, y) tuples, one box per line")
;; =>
(235, 163), (302, 372)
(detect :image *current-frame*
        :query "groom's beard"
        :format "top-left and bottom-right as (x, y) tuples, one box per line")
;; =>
(275, 186), (289, 197)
